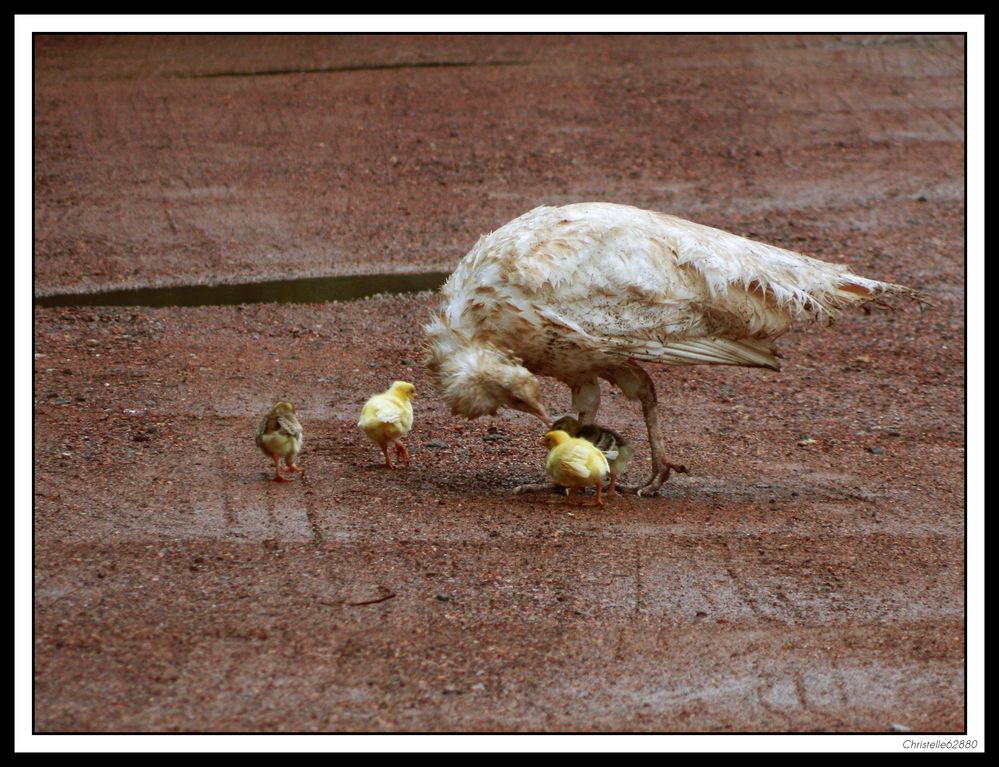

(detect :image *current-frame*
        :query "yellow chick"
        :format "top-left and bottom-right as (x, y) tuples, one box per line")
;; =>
(551, 415), (634, 495)
(543, 429), (610, 506)
(256, 401), (304, 482)
(358, 381), (416, 468)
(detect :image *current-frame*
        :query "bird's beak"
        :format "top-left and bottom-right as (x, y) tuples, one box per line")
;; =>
(529, 402), (549, 424)
(509, 394), (549, 424)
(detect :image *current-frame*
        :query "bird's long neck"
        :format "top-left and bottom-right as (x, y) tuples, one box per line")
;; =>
(425, 314), (467, 373)
(425, 314), (476, 391)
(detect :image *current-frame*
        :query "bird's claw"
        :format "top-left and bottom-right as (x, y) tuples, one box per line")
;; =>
(620, 462), (688, 497)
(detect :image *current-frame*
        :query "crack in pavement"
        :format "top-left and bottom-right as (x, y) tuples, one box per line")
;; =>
(176, 60), (529, 79)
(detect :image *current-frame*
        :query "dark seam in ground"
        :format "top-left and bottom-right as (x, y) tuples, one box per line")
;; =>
(176, 60), (529, 79)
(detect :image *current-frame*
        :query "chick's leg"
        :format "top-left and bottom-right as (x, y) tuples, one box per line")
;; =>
(379, 442), (394, 469)
(608, 471), (618, 496)
(594, 481), (604, 507)
(395, 443), (408, 466)
(271, 455), (289, 482)
(611, 364), (687, 496)
(285, 454), (303, 474)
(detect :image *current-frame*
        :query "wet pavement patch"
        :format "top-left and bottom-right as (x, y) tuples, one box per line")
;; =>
(34, 271), (451, 309)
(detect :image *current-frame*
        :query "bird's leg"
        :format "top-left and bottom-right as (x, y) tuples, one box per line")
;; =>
(608, 471), (618, 496)
(285, 455), (303, 474)
(271, 455), (289, 482)
(594, 481), (604, 507)
(635, 376), (688, 496)
(395, 441), (410, 467)
(611, 365), (688, 496)
(574, 380), (621, 496)
(571, 380), (601, 425)
(380, 443), (394, 469)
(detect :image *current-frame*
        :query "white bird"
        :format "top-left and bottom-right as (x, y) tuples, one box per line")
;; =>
(424, 202), (919, 495)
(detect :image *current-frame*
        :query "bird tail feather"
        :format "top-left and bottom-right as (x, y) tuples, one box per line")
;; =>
(623, 336), (781, 370)
(831, 277), (929, 311)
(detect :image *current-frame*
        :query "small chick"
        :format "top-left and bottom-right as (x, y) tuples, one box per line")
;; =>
(543, 429), (610, 506)
(256, 401), (304, 482)
(358, 381), (416, 468)
(551, 415), (634, 495)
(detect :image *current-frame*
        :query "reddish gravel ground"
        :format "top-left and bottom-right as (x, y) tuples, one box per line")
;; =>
(31, 34), (967, 734)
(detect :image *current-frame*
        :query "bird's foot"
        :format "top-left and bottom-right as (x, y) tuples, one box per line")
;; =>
(513, 482), (561, 496)
(272, 473), (290, 483)
(395, 442), (410, 468)
(287, 463), (303, 474)
(620, 462), (688, 497)
(607, 474), (621, 496)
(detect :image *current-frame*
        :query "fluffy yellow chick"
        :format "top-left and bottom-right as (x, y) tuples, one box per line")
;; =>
(256, 401), (304, 482)
(543, 429), (610, 506)
(551, 415), (634, 495)
(358, 381), (416, 468)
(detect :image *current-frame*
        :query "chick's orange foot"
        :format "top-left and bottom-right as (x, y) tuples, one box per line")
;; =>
(565, 485), (605, 507)
(395, 442), (410, 467)
(378, 445), (394, 469)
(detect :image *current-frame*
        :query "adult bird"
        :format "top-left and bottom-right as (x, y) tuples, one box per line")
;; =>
(424, 202), (919, 495)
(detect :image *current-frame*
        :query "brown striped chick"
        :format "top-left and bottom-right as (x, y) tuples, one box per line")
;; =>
(256, 401), (304, 482)
(543, 429), (610, 506)
(551, 415), (634, 495)
(358, 381), (416, 468)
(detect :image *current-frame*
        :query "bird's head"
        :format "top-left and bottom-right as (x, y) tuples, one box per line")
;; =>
(273, 401), (297, 415)
(492, 360), (549, 423)
(428, 340), (548, 423)
(389, 381), (416, 401)
(542, 430), (572, 449)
